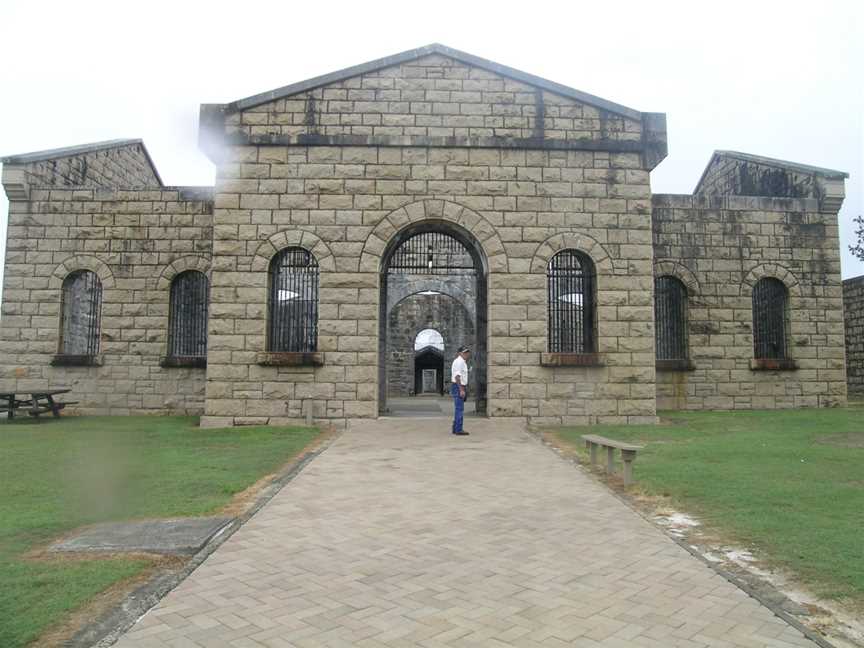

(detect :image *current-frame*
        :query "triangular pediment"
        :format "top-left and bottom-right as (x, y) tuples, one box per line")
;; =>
(694, 150), (847, 212)
(1, 139), (163, 198)
(223, 43), (642, 120)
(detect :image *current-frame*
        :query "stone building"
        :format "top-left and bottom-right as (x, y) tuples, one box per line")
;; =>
(842, 275), (864, 396)
(0, 44), (849, 427)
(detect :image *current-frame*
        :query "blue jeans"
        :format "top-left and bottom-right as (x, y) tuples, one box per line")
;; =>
(450, 383), (465, 432)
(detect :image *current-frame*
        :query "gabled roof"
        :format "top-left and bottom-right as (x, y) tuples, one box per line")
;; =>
(695, 149), (848, 194)
(222, 43), (643, 121)
(1, 138), (163, 185)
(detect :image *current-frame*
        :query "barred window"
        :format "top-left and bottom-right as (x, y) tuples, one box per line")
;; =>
(168, 271), (209, 358)
(268, 248), (319, 352)
(547, 250), (595, 353)
(60, 270), (102, 356)
(753, 277), (788, 359)
(654, 276), (688, 360)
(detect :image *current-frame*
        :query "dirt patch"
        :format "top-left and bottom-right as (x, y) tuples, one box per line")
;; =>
(815, 433), (864, 448)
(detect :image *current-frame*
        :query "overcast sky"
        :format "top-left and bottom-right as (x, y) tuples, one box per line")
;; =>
(1, 0), (861, 283)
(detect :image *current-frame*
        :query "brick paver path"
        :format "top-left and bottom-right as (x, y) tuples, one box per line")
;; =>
(115, 418), (817, 647)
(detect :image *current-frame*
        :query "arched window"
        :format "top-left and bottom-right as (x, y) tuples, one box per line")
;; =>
(60, 270), (102, 356)
(168, 271), (209, 359)
(268, 247), (319, 352)
(654, 276), (688, 361)
(547, 250), (595, 353)
(752, 277), (788, 359)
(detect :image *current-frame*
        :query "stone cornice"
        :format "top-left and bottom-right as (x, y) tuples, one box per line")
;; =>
(1, 165), (28, 200)
(199, 128), (668, 170)
(819, 178), (846, 214)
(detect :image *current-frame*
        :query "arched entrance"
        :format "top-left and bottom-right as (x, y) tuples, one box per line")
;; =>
(414, 346), (445, 395)
(379, 222), (487, 416)
(414, 329), (445, 395)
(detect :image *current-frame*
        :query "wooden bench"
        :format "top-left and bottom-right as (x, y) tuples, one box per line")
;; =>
(581, 434), (644, 485)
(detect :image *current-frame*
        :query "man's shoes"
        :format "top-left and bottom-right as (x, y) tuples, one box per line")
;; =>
(452, 430), (469, 435)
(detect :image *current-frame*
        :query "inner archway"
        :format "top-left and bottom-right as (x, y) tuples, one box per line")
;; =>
(414, 329), (445, 395)
(415, 328), (444, 352)
(379, 222), (487, 417)
(414, 345), (445, 395)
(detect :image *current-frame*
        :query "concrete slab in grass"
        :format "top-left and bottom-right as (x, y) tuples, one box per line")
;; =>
(51, 517), (234, 555)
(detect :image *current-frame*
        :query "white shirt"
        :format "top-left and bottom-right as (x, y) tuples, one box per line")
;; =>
(451, 355), (469, 386)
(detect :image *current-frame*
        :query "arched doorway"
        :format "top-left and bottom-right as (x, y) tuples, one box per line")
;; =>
(414, 347), (445, 395)
(379, 222), (487, 416)
(414, 329), (445, 395)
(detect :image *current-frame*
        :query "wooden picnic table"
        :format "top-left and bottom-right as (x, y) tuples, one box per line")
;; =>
(0, 389), (74, 419)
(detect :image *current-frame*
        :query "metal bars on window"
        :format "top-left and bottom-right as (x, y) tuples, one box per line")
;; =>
(547, 250), (595, 353)
(60, 270), (102, 356)
(752, 278), (788, 359)
(387, 231), (474, 276)
(168, 271), (209, 358)
(268, 248), (319, 352)
(654, 276), (688, 360)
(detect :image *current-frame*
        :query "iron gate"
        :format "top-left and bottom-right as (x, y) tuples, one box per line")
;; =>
(386, 231), (476, 276)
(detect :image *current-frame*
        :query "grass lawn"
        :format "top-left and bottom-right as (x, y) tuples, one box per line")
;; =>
(0, 416), (321, 648)
(550, 408), (864, 606)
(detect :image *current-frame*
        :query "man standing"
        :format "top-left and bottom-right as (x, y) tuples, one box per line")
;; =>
(451, 346), (470, 435)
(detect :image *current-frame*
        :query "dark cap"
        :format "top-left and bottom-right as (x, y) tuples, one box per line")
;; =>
(458, 345), (471, 353)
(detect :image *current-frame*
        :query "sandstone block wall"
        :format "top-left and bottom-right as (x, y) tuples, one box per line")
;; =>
(0, 184), (213, 414)
(698, 155), (818, 200)
(224, 54), (642, 144)
(201, 145), (658, 427)
(842, 275), (864, 395)
(653, 194), (846, 410)
(199, 48), (664, 428)
(4, 141), (160, 192)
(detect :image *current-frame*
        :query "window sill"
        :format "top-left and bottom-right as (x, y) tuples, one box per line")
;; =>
(256, 352), (324, 367)
(540, 352), (604, 367)
(750, 358), (798, 371)
(51, 354), (103, 367)
(160, 356), (207, 369)
(656, 359), (695, 372)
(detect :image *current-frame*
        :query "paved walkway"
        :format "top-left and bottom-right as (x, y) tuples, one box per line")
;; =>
(115, 419), (817, 647)
(385, 395), (476, 417)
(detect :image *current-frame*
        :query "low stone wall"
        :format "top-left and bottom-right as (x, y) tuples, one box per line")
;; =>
(842, 275), (864, 395)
